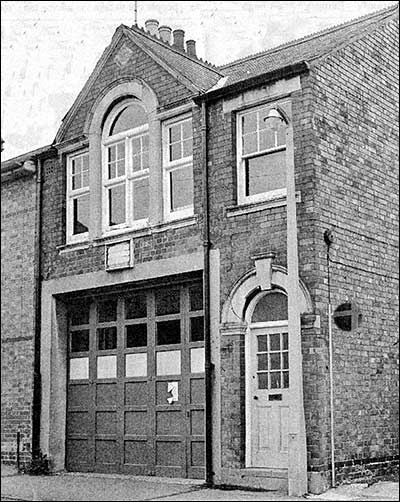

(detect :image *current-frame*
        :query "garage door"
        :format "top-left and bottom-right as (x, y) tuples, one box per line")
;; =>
(66, 281), (205, 478)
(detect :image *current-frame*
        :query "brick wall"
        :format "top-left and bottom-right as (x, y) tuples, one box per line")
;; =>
(1, 175), (36, 464)
(311, 17), (399, 480)
(62, 36), (194, 143)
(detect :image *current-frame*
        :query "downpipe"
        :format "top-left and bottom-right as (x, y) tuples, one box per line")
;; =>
(201, 100), (213, 486)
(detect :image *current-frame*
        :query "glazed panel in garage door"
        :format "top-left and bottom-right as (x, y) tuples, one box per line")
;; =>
(66, 282), (205, 478)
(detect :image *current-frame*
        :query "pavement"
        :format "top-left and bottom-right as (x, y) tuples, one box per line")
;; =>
(1, 464), (399, 501)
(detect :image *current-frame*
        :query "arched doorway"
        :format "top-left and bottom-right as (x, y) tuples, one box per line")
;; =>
(245, 289), (289, 469)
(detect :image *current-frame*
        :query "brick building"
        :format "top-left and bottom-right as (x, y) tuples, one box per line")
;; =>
(1, 5), (398, 495)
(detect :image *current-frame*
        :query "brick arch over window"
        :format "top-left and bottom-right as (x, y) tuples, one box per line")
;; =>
(221, 265), (313, 325)
(84, 79), (158, 137)
(85, 80), (159, 238)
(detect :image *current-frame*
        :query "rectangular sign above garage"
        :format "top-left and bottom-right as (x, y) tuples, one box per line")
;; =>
(105, 239), (134, 271)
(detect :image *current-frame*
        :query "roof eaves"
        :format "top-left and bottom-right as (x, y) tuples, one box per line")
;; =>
(194, 61), (309, 104)
(1, 144), (56, 180)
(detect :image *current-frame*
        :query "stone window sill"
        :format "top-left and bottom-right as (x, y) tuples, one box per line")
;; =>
(226, 191), (301, 218)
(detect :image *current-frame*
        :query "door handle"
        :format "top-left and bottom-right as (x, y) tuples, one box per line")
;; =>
(253, 396), (259, 400)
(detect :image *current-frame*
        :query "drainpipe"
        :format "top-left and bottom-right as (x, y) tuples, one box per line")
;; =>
(201, 100), (213, 486)
(324, 230), (335, 487)
(32, 157), (43, 457)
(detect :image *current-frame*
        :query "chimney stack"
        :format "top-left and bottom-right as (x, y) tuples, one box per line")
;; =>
(186, 39), (196, 57)
(159, 25), (172, 44)
(172, 29), (185, 51)
(145, 19), (159, 36)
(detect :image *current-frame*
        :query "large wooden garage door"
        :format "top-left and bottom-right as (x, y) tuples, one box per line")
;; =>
(66, 282), (205, 478)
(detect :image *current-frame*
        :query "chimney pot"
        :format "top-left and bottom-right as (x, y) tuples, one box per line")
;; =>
(145, 19), (159, 36)
(186, 39), (196, 57)
(173, 29), (185, 51)
(158, 25), (172, 44)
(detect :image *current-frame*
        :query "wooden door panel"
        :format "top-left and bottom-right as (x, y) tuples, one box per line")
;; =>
(66, 283), (205, 478)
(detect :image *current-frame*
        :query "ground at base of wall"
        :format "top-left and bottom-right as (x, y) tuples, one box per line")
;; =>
(0, 465), (399, 501)
(306, 479), (399, 501)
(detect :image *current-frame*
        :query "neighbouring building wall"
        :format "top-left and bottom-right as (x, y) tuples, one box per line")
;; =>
(312, 17), (399, 481)
(1, 174), (37, 464)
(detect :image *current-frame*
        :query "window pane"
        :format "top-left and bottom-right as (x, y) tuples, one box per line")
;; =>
(270, 353), (281, 370)
(257, 353), (268, 371)
(252, 292), (288, 323)
(70, 357), (89, 380)
(97, 355), (117, 379)
(182, 137), (192, 158)
(169, 124), (181, 143)
(97, 299), (117, 322)
(257, 335), (268, 352)
(70, 330), (89, 352)
(270, 333), (280, 351)
(125, 293), (147, 319)
(156, 350), (181, 375)
(242, 131), (258, 155)
(157, 320), (181, 345)
(258, 373), (268, 389)
(259, 129), (277, 151)
(182, 120), (192, 139)
(73, 195), (89, 235)
(169, 142), (181, 162)
(282, 333), (288, 350)
(282, 371), (289, 388)
(170, 166), (193, 211)
(70, 301), (90, 325)
(190, 317), (204, 342)
(242, 112), (257, 135)
(97, 327), (117, 350)
(190, 348), (205, 373)
(245, 150), (286, 196)
(110, 103), (148, 135)
(133, 177), (149, 221)
(282, 352), (289, 369)
(155, 288), (180, 315)
(109, 184), (126, 226)
(125, 353), (147, 377)
(126, 324), (147, 348)
(270, 372), (281, 389)
(189, 283), (203, 311)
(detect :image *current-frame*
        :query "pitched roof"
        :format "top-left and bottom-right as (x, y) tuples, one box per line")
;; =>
(217, 4), (398, 88)
(125, 25), (223, 93)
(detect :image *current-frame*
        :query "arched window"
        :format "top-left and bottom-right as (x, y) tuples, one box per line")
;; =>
(251, 290), (288, 323)
(102, 100), (150, 230)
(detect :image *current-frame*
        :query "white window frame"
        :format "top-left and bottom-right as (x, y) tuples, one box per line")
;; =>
(66, 150), (90, 244)
(162, 114), (194, 222)
(237, 104), (287, 206)
(102, 99), (150, 235)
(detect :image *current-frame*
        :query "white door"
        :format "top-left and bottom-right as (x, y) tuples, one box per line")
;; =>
(248, 324), (289, 468)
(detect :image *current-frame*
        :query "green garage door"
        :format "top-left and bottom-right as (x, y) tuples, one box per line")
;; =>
(66, 282), (205, 478)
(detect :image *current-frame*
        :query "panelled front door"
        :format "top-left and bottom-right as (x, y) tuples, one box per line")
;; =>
(248, 324), (289, 469)
(66, 282), (205, 478)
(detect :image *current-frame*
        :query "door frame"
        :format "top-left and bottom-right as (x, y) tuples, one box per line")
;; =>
(244, 289), (289, 468)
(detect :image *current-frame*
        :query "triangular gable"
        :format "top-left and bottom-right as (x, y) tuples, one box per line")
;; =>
(55, 25), (222, 145)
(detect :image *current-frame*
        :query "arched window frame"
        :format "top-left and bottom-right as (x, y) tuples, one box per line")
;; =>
(247, 289), (288, 328)
(101, 98), (150, 233)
